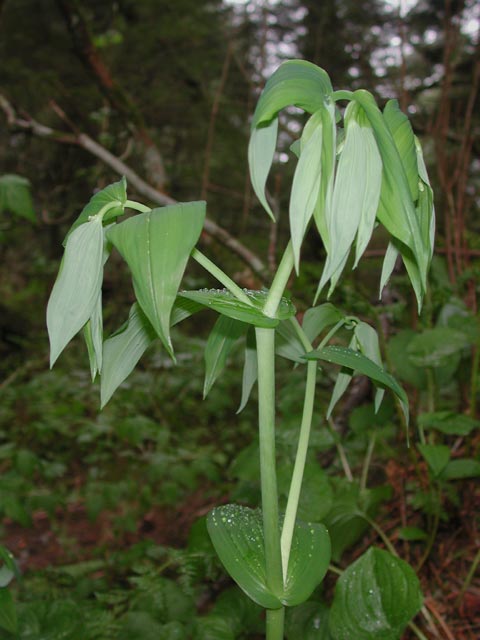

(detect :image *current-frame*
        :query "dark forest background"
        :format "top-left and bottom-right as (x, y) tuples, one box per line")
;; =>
(0, 1), (479, 638)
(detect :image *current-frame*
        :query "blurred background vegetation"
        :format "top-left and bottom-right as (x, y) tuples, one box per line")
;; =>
(0, 1), (479, 638)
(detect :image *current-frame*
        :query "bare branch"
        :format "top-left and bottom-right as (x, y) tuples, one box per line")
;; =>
(0, 94), (268, 282)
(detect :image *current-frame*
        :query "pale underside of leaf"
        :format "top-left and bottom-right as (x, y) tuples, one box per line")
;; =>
(248, 118), (278, 220)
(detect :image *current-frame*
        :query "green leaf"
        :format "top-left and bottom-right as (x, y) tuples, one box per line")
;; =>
(313, 99), (336, 256)
(207, 504), (282, 609)
(276, 319), (306, 363)
(350, 90), (429, 308)
(65, 176), (127, 242)
(248, 119), (278, 220)
(286, 601), (332, 640)
(305, 345), (408, 423)
(415, 137), (435, 263)
(83, 291), (103, 381)
(354, 322), (385, 411)
(283, 521), (331, 606)
(178, 289), (295, 328)
(407, 327), (469, 368)
(278, 462), (333, 524)
(101, 303), (157, 408)
(417, 444), (451, 478)
(290, 109), (324, 271)
(383, 100), (418, 202)
(47, 216), (104, 367)
(379, 241), (399, 296)
(107, 201), (206, 358)
(326, 334), (356, 419)
(387, 329), (427, 390)
(441, 459), (480, 480)
(0, 173), (36, 222)
(328, 547), (423, 640)
(237, 329), (257, 413)
(302, 304), (344, 343)
(320, 102), (382, 293)
(0, 547), (19, 589)
(418, 411), (479, 436)
(251, 60), (333, 129)
(397, 526), (428, 541)
(207, 504), (330, 609)
(0, 588), (17, 634)
(204, 316), (247, 398)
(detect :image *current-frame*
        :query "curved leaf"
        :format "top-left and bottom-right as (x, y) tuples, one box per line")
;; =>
(204, 316), (247, 398)
(383, 100), (418, 202)
(329, 547), (423, 640)
(248, 118), (278, 220)
(0, 173), (36, 222)
(237, 329), (258, 413)
(179, 289), (295, 328)
(305, 345), (408, 423)
(101, 303), (157, 408)
(251, 60), (333, 128)
(107, 201), (206, 358)
(47, 216), (104, 367)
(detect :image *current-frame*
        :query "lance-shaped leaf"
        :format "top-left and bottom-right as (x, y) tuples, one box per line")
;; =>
(64, 176), (127, 243)
(101, 303), (157, 408)
(237, 328), (257, 414)
(0, 174), (36, 222)
(204, 316), (248, 398)
(383, 100), (418, 202)
(47, 216), (104, 367)
(319, 102), (382, 293)
(290, 109), (323, 271)
(302, 303), (344, 344)
(327, 334), (356, 419)
(276, 319), (306, 363)
(178, 289), (295, 328)
(251, 60), (333, 129)
(313, 99), (336, 254)
(328, 547), (423, 640)
(379, 241), (399, 297)
(415, 136), (435, 263)
(107, 201), (206, 358)
(248, 118), (278, 220)
(305, 345), (408, 423)
(350, 90), (428, 305)
(83, 291), (103, 381)
(354, 322), (385, 412)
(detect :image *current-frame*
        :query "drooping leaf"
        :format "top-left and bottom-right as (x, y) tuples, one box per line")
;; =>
(101, 303), (157, 408)
(0, 588), (17, 634)
(178, 289), (295, 328)
(204, 316), (247, 398)
(207, 504), (282, 609)
(354, 322), (385, 411)
(0, 173), (36, 222)
(251, 60), (333, 129)
(417, 444), (451, 478)
(415, 136), (435, 262)
(319, 102), (382, 293)
(47, 216), (104, 367)
(302, 304), (344, 344)
(237, 329), (258, 413)
(65, 176), (127, 242)
(383, 100), (419, 202)
(326, 333), (356, 419)
(282, 521), (331, 606)
(350, 90), (428, 307)
(313, 99), (336, 255)
(107, 201), (206, 358)
(379, 241), (399, 296)
(275, 319), (306, 363)
(248, 119), (278, 220)
(290, 109), (323, 271)
(305, 345), (408, 423)
(83, 291), (103, 381)
(328, 547), (423, 640)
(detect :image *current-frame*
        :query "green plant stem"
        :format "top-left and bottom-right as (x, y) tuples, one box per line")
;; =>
(281, 359), (317, 579)
(456, 545), (480, 606)
(408, 621), (429, 640)
(327, 418), (353, 482)
(263, 241), (294, 317)
(362, 513), (398, 557)
(255, 327), (284, 600)
(190, 248), (253, 306)
(266, 608), (285, 640)
(416, 486), (440, 571)
(125, 199), (151, 213)
(360, 433), (376, 491)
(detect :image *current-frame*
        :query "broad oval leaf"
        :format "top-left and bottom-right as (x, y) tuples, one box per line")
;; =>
(417, 443), (451, 478)
(207, 504), (283, 609)
(305, 345), (408, 423)
(328, 547), (423, 640)
(418, 411), (480, 436)
(179, 289), (295, 328)
(65, 176), (127, 242)
(407, 327), (469, 368)
(0, 173), (36, 222)
(47, 216), (104, 367)
(107, 201), (206, 358)
(204, 316), (248, 398)
(101, 303), (157, 408)
(282, 521), (331, 606)
(251, 60), (333, 129)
